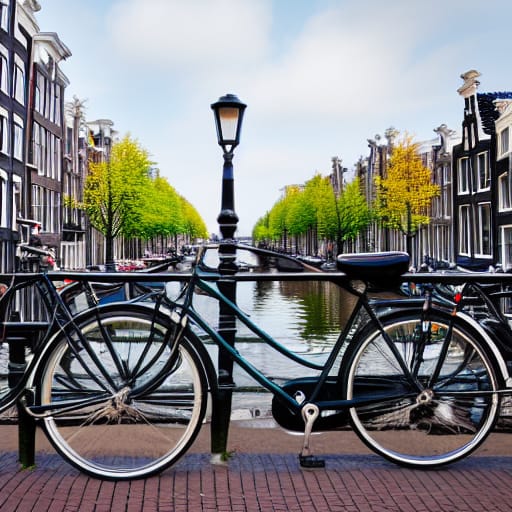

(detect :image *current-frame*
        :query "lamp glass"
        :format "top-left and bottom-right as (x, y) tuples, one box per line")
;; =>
(218, 107), (239, 144)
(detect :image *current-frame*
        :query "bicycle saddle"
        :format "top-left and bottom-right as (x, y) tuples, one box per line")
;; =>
(336, 252), (410, 284)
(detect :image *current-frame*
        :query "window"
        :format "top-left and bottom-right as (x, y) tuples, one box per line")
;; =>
(32, 185), (61, 233)
(54, 85), (61, 125)
(0, 1), (9, 32)
(35, 74), (45, 114)
(500, 127), (510, 157)
(459, 205), (471, 256)
(443, 164), (451, 184)
(0, 169), (6, 228)
(0, 48), (7, 94)
(458, 157), (470, 194)
(13, 58), (25, 105)
(499, 173), (512, 211)
(12, 174), (20, 228)
(32, 122), (41, 169)
(32, 185), (42, 227)
(499, 226), (512, 271)
(477, 152), (490, 191)
(0, 108), (8, 154)
(476, 203), (491, 256)
(13, 115), (23, 160)
(442, 182), (451, 219)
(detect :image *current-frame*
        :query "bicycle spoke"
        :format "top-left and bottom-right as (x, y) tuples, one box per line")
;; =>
(39, 307), (207, 480)
(346, 312), (500, 467)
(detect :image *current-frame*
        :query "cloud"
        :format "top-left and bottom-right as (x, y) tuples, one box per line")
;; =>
(108, 0), (272, 75)
(243, 2), (453, 121)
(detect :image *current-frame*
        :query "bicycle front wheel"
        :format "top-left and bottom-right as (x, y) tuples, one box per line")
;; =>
(344, 310), (501, 468)
(37, 305), (208, 480)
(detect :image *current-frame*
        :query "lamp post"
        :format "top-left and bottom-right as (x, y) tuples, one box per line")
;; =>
(210, 94), (246, 459)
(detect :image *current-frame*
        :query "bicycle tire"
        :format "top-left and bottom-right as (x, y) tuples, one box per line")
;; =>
(37, 304), (208, 480)
(342, 309), (502, 468)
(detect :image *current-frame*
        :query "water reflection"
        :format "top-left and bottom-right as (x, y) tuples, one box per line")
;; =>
(246, 279), (356, 345)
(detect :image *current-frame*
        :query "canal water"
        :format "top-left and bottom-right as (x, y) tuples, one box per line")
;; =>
(182, 247), (358, 422)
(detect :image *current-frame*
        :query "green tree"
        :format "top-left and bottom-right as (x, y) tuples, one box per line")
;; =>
(83, 135), (152, 268)
(179, 196), (208, 240)
(137, 176), (184, 241)
(252, 212), (271, 244)
(375, 134), (439, 255)
(337, 178), (372, 250)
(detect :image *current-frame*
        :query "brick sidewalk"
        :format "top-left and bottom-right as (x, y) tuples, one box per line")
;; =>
(1, 449), (512, 511)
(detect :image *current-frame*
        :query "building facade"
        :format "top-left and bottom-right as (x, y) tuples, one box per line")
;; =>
(0, 0), (36, 271)
(452, 70), (512, 270)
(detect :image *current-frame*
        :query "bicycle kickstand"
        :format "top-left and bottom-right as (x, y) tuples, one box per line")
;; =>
(299, 403), (325, 469)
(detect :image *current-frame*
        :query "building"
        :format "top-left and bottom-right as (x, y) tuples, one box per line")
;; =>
(0, 1), (71, 271)
(26, 30), (70, 260)
(494, 98), (512, 270)
(417, 124), (459, 267)
(0, 0), (38, 271)
(453, 70), (512, 270)
(61, 96), (86, 270)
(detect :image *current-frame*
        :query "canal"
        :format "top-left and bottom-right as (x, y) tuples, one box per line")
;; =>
(184, 247), (358, 421)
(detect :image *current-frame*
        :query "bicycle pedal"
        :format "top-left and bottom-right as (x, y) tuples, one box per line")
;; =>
(299, 454), (325, 469)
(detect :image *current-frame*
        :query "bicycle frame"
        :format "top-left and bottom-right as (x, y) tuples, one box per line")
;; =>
(163, 248), (427, 418)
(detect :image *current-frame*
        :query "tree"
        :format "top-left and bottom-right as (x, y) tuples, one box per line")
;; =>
(83, 135), (152, 268)
(375, 134), (439, 255)
(179, 196), (208, 240)
(337, 178), (372, 251)
(137, 176), (184, 241)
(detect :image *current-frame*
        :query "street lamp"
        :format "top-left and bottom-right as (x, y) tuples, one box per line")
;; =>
(211, 93), (246, 246)
(210, 93), (246, 459)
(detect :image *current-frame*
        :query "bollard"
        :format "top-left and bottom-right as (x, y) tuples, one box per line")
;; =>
(6, 312), (36, 468)
(17, 400), (35, 469)
(210, 387), (234, 459)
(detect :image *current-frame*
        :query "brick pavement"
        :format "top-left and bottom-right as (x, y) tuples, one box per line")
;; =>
(0, 426), (512, 511)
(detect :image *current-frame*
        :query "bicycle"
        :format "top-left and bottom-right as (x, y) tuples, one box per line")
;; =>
(0, 244), (508, 480)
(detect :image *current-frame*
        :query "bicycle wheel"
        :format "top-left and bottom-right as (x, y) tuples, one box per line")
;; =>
(343, 310), (501, 468)
(37, 304), (208, 480)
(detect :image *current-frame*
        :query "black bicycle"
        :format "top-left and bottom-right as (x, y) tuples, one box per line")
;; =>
(0, 244), (507, 480)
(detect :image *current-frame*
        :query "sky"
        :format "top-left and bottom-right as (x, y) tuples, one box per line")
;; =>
(35, 0), (512, 236)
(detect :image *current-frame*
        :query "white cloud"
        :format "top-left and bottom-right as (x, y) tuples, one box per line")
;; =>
(108, 0), (272, 74)
(243, 2), (451, 120)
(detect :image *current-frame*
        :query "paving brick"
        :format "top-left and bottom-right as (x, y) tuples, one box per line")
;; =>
(0, 436), (511, 511)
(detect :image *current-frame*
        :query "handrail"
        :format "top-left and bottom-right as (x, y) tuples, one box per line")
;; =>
(28, 270), (512, 285)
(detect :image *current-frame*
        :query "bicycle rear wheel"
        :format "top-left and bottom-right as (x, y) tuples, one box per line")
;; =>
(37, 304), (208, 480)
(343, 310), (501, 468)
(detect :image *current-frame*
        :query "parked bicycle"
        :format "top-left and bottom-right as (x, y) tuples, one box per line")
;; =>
(0, 244), (509, 480)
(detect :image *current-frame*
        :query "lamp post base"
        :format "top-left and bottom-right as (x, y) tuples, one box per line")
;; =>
(210, 386), (234, 457)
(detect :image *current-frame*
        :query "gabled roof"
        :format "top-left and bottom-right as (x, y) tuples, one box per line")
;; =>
(477, 92), (512, 134)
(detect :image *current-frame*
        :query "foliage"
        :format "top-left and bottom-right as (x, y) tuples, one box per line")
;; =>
(134, 176), (183, 239)
(83, 136), (208, 262)
(338, 178), (372, 242)
(375, 134), (439, 236)
(179, 196), (208, 239)
(83, 135), (152, 241)
(252, 173), (371, 246)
